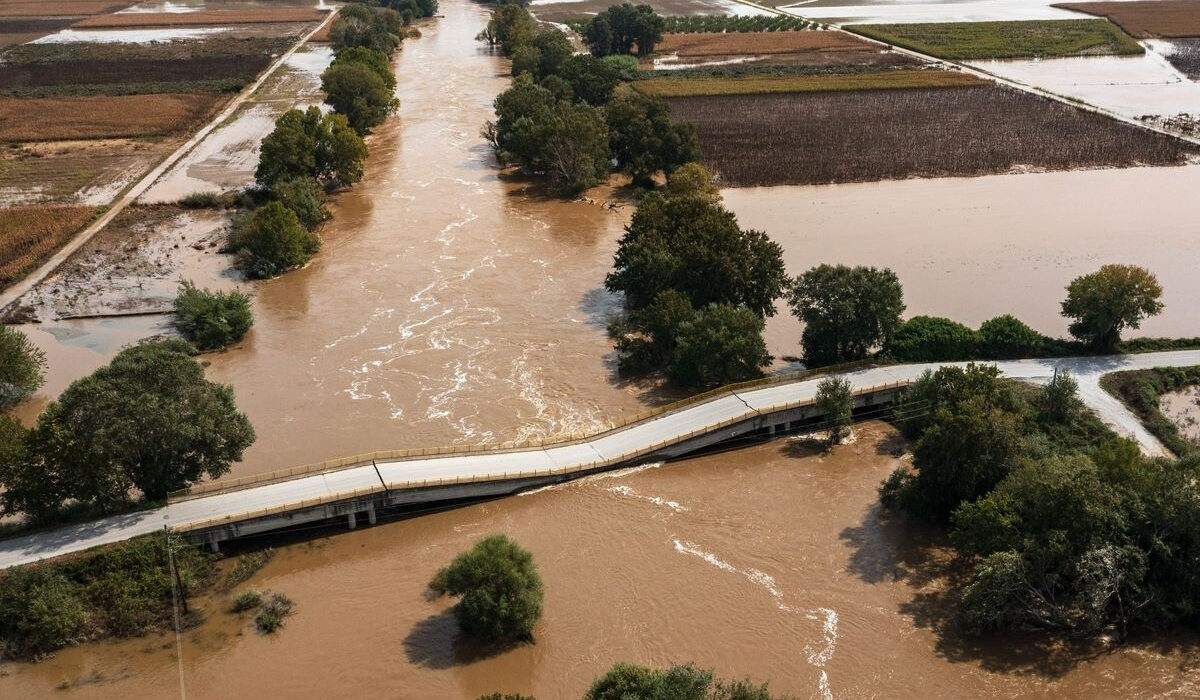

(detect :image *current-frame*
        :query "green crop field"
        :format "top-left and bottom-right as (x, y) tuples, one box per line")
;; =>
(846, 19), (1144, 60)
(634, 69), (982, 98)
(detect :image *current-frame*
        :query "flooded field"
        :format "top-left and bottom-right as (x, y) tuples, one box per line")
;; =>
(780, 0), (1086, 25)
(3, 423), (1198, 700)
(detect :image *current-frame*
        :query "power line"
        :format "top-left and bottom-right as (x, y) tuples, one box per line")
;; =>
(164, 527), (188, 700)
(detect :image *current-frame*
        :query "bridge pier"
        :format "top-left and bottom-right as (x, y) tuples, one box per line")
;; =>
(367, 502), (377, 526)
(209, 538), (220, 553)
(347, 512), (356, 530)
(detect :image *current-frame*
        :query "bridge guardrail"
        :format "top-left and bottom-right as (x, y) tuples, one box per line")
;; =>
(171, 381), (909, 533)
(167, 361), (890, 504)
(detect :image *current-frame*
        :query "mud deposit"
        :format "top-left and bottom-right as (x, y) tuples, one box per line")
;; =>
(1161, 385), (1200, 445)
(3, 423), (1198, 699)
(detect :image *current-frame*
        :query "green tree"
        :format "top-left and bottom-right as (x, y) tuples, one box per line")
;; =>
(510, 43), (540, 77)
(0, 325), (45, 410)
(606, 173), (787, 317)
(270, 176), (331, 231)
(256, 107), (368, 190)
(0, 567), (88, 657)
(39, 340), (255, 502)
(172, 281), (253, 350)
(429, 534), (544, 642)
(228, 201), (320, 279)
(332, 45), (397, 91)
(815, 376), (853, 445)
(667, 303), (771, 387)
(978, 314), (1044, 359)
(322, 60), (399, 134)
(532, 29), (573, 78)
(1038, 369), (1080, 425)
(883, 315), (978, 362)
(330, 3), (402, 53)
(584, 3), (664, 56)
(1061, 264), (1164, 350)
(609, 288), (695, 376)
(662, 162), (720, 202)
(606, 90), (700, 186)
(477, 2), (536, 56)
(558, 54), (622, 106)
(788, 264), (904, 367)
(586, 663), (711, 700)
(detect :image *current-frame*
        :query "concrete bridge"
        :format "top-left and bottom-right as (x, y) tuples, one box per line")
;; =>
(1, 350), (1197, 569)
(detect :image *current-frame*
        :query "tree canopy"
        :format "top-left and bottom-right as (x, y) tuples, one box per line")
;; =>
(322, 48), (399, 134)
(1061, 264), (1164, 350)
(228, 201), (320, 279)
(0, 325), (45, 410)
(583, 4), (664, 57)
(256, 106), (368, 190)
(0, 340), (255, 517)
(606, 90), (699, 186)
(330, 3), (403, 53)
(788, 264), (904, 367)
(667, 303), (772, 387)
(429, 534), (544, 642)
(172, 281), (253, 350)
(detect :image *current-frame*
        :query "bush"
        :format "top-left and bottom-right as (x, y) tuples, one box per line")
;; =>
(978, 314), (1044, 359)
(884, 315), (978, 362)
(430, 534), (543, 642)
(0, 324), (45, 410)
(254, 593), (295, 633)
(228, 201), (320, 279)
(222, 548), (276, 591)
(172, 281), (253, 350)
(177, 191), (222, 209)
(231, 589), (263, 613)
(255, 106), (368, 190)
(816, 376), (854, 444)
(0, 567), (88, 657)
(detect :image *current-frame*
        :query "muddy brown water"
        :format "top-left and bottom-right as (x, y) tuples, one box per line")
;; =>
(2, 422), (1197, 699)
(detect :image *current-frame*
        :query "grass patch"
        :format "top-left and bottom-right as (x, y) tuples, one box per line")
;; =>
(636, 69), (982, 97)
(0, 204), (96, 289)
(847, 19), (1144, 59)
(230, 589), (263, 613)
(1055, 1), (1200, 39)
(666, 85), (1197, 186)
(253, 593), (294, 634)
(1100, 366), (1200, 457)
(0, 92), (225, 141)
(220, 547), (275, 591)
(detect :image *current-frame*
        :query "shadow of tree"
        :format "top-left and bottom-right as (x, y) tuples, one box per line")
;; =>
(403, 608), (529, 669)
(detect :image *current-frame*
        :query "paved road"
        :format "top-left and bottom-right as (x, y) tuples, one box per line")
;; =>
(0, 11), (338, 316)
(0, 350), (1196, 569)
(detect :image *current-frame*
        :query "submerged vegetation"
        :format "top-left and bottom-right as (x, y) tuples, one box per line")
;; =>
(430, 534), (544, 643)
(478, 662), (787, 700)
(847, 19), (1144, 60)
(172, 281), (254, 351)
(0, 324), (45, 410)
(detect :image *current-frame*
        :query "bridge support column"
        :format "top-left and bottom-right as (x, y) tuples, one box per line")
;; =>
(209, 538), (220, 553)
(768, 424), (776, 438)
(367, 502), (377, 526)
(347, 512), (356, 530)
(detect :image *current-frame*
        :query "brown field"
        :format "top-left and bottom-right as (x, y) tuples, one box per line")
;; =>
(636, 69), (982, 97)
(0, 138), (173, 205)
(1055, 1), (1200, 38)
(666, 85), (1199, 186)
(658, 30), (880, 57)
(0, 54), (275, 92)
(0, 92), (225, 141)
(0, 204), (95, 290)
(75, 8), (326, 27)
(0, 1), (132, 17)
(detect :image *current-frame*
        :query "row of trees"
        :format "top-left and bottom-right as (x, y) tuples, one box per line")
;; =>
(582, 3), (664, 58)
(234, 5), (411, 278)
(880, 364), (1200, 638)
(605, 165), (785, 387)
(0, 340), (255, 522)
(481, 3), (698, 193)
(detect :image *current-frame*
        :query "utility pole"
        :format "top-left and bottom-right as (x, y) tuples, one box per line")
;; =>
(165, 528), (189, 616)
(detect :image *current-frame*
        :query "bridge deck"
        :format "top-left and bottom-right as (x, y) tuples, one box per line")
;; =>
(1, 351), (1197, 569)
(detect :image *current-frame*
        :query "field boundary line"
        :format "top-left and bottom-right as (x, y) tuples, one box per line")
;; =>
(0, 9), (338, 315)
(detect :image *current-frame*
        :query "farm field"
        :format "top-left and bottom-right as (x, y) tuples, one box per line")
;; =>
(529, 0), (771, 25)
(0, 205), (96, 289)
(636, 69), (981, 97)
(0, 92), (224, 141)
(0, 139), (172, 205)
(847, 19), (1144, 60)
(75, 7), (326, 27)
(1159, 37), (1200, 77)
(0, 1), (133, 17)
(649, 29), (920, 69)
(1055, 0), (1200, 39)
(666, 85), (1198, 186)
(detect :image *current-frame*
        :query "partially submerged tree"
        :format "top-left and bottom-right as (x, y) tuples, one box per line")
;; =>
(815, 376), (853, 446)
(1061, 264), (1164, 350)
(0, 325), (45, 410)
(789, 264), (904, 367)
(322, 48), (399, 134)
(667, 303), (771, 387)
(227, 201), (320, 279)
(329, 3), (403, 53)
(583, 3), (664, 57)
(256, 106), (368, 190)
(172, 281), (253, 351)
(430, 534), (544, 642)
(605, 90), (699, 186)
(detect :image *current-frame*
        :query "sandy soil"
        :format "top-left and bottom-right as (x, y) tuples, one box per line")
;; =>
(1160, 386), (1200, 445)
(0, 138), (177, 206)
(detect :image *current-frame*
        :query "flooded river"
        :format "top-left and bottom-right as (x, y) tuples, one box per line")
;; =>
(3, 1), (1199, 697)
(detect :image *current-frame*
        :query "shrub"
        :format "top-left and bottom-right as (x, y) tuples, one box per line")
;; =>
(254, 593), (294, 633)
(222, 548), (276, 591)
(430, 534), (543, 642)
(228, 201), (320, 279)
(231, 589), (263, 613)
(0, 567), (88, 657)
(978, 314), (1044, 359)
(884, 315), (978, 362)
(270, 176), (331, 231)
(172, 281), (253, 350)
(816, 376), (853, 444)
(0, 324), (45, 410)
(177, 191), (222, 209)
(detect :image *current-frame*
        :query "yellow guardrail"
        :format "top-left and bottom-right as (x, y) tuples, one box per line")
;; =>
(172, 380), (910, 533)
(167, 363), (893, 504)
